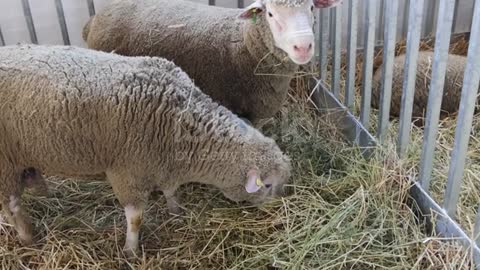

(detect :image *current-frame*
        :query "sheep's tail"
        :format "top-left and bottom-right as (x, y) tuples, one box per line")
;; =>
(82, 17), (94, 42)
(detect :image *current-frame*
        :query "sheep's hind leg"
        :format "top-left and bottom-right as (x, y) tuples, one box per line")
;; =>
(163, 188), (184, 216)
(0, 163), (34, 245)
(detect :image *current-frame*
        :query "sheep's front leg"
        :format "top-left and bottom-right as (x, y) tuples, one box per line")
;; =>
(164, 189), (182, 216)
(106, 170), (150, 257)
(2, 196), (34, 245)
(124, 204), (144, 256)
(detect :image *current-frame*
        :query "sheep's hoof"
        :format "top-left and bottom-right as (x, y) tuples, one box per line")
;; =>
(19, 233), (34, 246)
(168, 207), (183, 216)
(122, 246), (139, 258)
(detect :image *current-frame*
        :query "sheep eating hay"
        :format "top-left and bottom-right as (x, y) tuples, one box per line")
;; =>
(372, 51), (474, 123)
(0, 44), (291, 255)
(83, 0), (342, 127)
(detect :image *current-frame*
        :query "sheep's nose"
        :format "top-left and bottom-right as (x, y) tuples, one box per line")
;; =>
(293, 43), (313, 55)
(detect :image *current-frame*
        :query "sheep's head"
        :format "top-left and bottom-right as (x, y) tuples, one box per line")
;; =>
(220, 146), (292, 205)
(238, 0), (342, 65)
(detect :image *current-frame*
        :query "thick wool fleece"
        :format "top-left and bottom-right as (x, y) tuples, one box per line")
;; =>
(372, 51), (472, 121)
(0, 44), (290, 208)
(83, 0), (300, 126)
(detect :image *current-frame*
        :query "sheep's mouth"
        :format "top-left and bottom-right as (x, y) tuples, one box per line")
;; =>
(290, 54), (314, 65)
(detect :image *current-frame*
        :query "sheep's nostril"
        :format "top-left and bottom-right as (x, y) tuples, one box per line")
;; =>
(293, 44), (313, 54)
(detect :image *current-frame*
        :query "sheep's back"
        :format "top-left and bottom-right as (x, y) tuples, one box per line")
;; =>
(0, 45), (248, 176)
(85, 0), (283, 122)
(86, 0), (240, 65)
(372, 51), (468, 119)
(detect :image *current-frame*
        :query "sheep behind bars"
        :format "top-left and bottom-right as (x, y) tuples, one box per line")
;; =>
(83, 0), (343, 127)
(372, 51), (475, 123)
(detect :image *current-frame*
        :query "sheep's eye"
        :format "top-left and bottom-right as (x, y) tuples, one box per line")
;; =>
(265, 184), (272, 188)
(268, 12), (273, 17)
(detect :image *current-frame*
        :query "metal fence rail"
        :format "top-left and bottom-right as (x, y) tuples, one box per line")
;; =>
(359, 0), (377, 133)
(0, 26), (5, 47)
(376, 0), (398, 143)
(397, 0), (424, 157)
(344, 0), (358, 109)
(86, 0), (95, 17)
(20, 0), (37, 44)
(54, 0), (70, 45)
(419, 0), (457, 192)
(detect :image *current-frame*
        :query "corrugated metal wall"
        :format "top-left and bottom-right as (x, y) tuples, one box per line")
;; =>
(0, 0), (475, 48)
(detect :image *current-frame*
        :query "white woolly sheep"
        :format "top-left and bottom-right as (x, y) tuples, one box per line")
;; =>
(0, 44), (291, 256)
(372, 51), (472, 123)
(82, 0), (342, 127)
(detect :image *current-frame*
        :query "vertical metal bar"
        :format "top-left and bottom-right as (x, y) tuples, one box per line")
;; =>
(329, 9), (334, 48)
(443, 0), (480, 218)
(345, 0), (358, 109)
(319, 9), (330, 80)
(451, 0), (460, 33)
(331, 6), (342, 98)
(86, 0), (95, 17)
(0, 26), (5, 46)
(376, 0), (385, 44)
(396, 0), (424, 157)
(418, 0), (456, 191)
(475, 204), (480, 247)
(423, 0), (437, 36)
(208, 0), (216, 6)
(359, 0), (377, 130)
(237, 0), (244, 8)
(55, 0), (70, 45)
(377, 0), (399, 143)
(21, 0), (38, 44)
(402, 0), (410, 37)
(451, 0), (460, 32)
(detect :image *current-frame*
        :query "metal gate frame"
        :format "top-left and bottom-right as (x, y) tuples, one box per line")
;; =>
(312, 0), (480, 268)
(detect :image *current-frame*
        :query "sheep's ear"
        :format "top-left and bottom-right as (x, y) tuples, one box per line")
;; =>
(245, 168), (264, 193)
(238, 1), (264, 20)
(313, 0), (343, 8)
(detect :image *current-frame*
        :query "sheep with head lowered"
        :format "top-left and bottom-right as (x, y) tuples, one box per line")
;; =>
(0, 44), (292, 256)
(82, 0), (343, 127)
(372, 51), (474, 123)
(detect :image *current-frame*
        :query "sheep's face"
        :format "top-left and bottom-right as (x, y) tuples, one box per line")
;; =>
(238, 0), (342, 65)
(220, 153), (292, 205)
